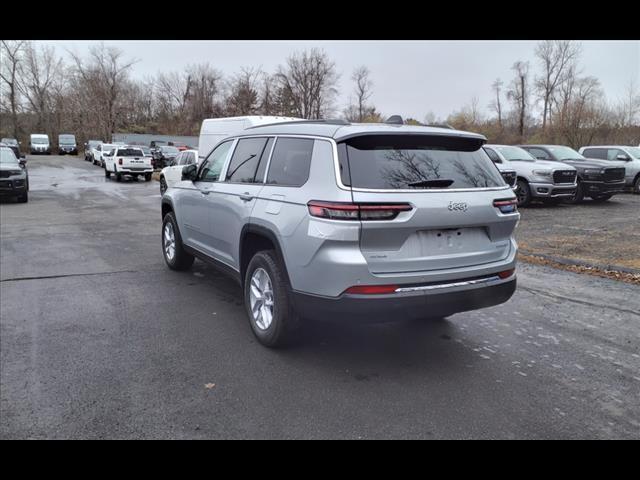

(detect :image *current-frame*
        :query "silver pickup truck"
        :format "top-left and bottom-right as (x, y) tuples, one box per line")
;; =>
(484, 145), (577, 206)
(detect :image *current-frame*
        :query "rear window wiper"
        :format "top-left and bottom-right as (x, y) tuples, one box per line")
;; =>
(407, 179), (454, 188)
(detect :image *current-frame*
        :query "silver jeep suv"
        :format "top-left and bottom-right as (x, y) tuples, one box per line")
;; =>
(161, 120), (519, 347)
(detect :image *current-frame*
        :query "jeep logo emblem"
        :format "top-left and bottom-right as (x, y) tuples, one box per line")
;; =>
(448, 201), (468, 212)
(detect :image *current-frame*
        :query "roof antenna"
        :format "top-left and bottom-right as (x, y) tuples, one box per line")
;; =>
(385, 115), (404, 125)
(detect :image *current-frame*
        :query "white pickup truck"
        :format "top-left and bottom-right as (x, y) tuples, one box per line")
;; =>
(104, 146), (153, 182)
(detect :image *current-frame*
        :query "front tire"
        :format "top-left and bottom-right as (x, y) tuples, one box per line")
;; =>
(160, 177), (167, 194)
(590, 194), (612, 203)
(18, 192), (28, 203)
(565, 181), (584, 204)
(634, 176), (640, 194)
(515, 179), (531, 207)
(244, 250), (298, 348)
(162, 212), (194, 271)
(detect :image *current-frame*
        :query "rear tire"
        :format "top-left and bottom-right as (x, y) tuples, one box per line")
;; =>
(145, 173), (152, 182)
(115, 170), (122, 182)
(18, 192), (28, 203)
(162, 212), (194, 271)
(160, 176), (167, 194)
(244, 250), (298, 348)
(634, 176), (640, 194)
(515, 179), (531, 207)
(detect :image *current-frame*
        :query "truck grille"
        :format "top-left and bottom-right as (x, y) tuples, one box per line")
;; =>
(0, 171), (11, 178)
(553, 170), (577, 184)
(603, 168), (625, 183)
(500, 170), (517, 187)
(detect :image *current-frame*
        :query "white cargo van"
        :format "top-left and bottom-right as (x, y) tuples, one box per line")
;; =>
(30, 134), (51, 155)
(198, 116), (300, 162)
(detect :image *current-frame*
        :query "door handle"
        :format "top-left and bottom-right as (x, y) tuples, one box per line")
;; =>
(239, 193), (254, 202)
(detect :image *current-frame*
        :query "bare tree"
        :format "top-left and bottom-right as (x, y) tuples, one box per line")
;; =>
(488, 78), (504, 130)
(275, 49), (339, 119)
(350, 66), (373, 122)
(68, 44), (136, 140)
(535, 40), (581, 131)
(507, 61), (530, 141)
(17, 43), (63, 133)
(225, 67), (261, 116)
(0, 40), (27, 139)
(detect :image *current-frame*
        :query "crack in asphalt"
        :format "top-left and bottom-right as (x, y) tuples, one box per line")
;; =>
(0, 269), (141, 283)
(519, 285), (640, 317)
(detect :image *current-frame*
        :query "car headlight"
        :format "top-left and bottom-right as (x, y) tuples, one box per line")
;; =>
(532, 169), (552, 178)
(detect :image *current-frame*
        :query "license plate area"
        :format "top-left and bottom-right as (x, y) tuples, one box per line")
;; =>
(417, 227), (489, 254)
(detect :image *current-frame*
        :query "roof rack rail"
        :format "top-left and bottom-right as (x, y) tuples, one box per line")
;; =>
(245, 118), (350, 129)
(426, 123), (454, 129)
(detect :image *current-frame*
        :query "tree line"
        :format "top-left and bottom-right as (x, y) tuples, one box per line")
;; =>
(1, 40), (638, 148)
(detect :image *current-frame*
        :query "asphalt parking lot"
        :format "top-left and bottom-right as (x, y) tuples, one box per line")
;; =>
(1, 154), (639, 439)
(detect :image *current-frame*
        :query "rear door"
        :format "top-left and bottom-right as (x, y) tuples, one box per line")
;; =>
(343, 134), (518, 274)
(205, 136), (273, 268)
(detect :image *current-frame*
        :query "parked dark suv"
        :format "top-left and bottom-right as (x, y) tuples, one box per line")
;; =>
(519, 145), (626, 203)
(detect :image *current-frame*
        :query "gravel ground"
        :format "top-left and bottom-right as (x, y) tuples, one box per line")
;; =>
(515, 193), (640, 272)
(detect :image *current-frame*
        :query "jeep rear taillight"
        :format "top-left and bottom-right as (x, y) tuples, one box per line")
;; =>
(307, 201), (412, 221)
(118, 158), (123, 165)
(493, 198), (518, 214)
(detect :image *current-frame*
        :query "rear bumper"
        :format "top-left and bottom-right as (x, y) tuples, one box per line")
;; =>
(292, 276), (517, 322)
(117, 168), (153, 174)
(529, 182), (576, 198)
(582, 180), (626, 196)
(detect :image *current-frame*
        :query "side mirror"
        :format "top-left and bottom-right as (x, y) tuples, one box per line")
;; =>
(181, 164), (198, 181)
(616, 154), (630, 161)
(19, 159), (26, 167)
(20, 153), (26, 159)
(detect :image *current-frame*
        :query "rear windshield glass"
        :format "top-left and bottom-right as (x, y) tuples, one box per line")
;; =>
(340, 135), (504, 189)
(161, 146), (179, 154)
(116, 148), (144, 157)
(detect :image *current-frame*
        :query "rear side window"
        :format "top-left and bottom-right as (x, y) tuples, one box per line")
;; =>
(583, 148), (606, 159)
(484, 147), (501, 163)
(116, 148), (143, 157)
(266, 138), (314, 186)
(225, 137), (270, 183)
(340, 135), (504, 190)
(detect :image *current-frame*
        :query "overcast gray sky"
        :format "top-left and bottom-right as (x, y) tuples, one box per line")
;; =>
(39, 40), (639, 121)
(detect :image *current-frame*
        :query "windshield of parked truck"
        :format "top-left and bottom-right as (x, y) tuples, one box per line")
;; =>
(0, 148), (19, 164)
(161, 146), (179, 155)
(626, 147), (640, 158)
(495, 146), (536, 162)
(548, 146), (584, 161)
(31, 137), (48, 144)
(59, 135), (76, 144)
(340, 135), (504, 189)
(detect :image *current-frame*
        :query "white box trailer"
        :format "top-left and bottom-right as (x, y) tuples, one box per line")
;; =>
(198, 116), (301, 162)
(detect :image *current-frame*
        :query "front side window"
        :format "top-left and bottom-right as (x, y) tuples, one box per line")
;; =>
(198, 140), (233, 182)
(266, 138), (314, 186)
(608, 149), (628, 161)
(340, 135), (504, 190)
(225, 137), (270, 183)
